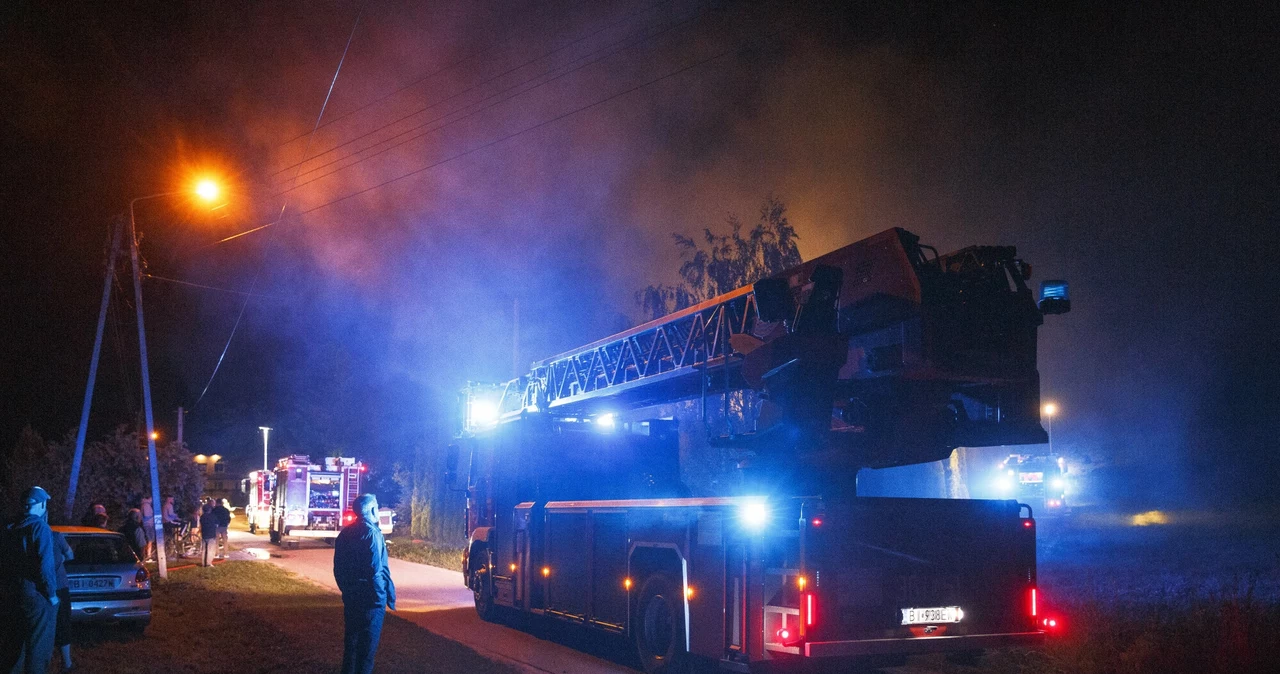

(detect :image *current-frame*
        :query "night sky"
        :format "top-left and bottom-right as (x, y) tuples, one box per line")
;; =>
(2, 1), (1276, 502)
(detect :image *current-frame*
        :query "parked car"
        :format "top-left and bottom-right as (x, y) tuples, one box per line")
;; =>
(53, 526), (151, 631)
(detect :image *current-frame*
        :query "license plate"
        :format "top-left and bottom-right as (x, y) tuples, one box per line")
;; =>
(70, 577), (118, 591)
(900, 606), (963, 625)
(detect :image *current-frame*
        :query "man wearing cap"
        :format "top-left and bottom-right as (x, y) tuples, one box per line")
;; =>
(333, 493), (396, 674)
(1, 486), (60, 674)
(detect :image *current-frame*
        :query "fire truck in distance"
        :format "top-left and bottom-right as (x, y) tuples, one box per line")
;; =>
(448, 228), (1069, 671)
(992, 454), (1070, 514)
(242, 469), (276, 534)
(267, 455), (393, 547)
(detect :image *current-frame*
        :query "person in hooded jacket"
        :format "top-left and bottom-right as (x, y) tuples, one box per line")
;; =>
(333, 493), (395, 674)
(119, 509), (146, 561)
(1, 486), (60, 674)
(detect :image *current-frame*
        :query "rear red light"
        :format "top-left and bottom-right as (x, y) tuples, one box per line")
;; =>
(1030, 588), (1038, 616)
(777, 627), (791, 641)
(810, 518), (822, 527)
(805, 592), (815, 626)
(1023, 519), (1034, 528)
(136, 567), (149, 584)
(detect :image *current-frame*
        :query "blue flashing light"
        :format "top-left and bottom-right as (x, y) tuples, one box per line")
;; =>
(595, 413), (616, 430)
(739, 501), (770, 530)
(1041, 281), (1069, 301)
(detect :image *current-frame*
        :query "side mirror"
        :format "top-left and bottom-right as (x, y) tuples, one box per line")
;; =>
(443, 443), (460, 487)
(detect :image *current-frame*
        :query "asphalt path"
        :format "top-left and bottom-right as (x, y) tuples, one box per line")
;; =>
(229, 529), (634, 674)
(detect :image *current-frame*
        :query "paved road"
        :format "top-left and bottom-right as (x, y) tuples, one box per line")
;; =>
(230, 529), (633, 674)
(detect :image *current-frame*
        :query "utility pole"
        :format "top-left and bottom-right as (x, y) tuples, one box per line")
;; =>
(259, 426), (272, 472)
(67, 218), (125, 520)
(129, 203), (167, 580)
(177, 407), (184, 445)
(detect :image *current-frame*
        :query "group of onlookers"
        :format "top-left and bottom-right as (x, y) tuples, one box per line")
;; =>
(79, 495), (233, 564)
(1, 486), (76, 673)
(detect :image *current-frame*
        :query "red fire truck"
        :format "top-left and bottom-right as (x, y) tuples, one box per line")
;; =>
(450, 228), (1069, 671)
(268, 455), (393, 546)
(243, 469), (276, 534)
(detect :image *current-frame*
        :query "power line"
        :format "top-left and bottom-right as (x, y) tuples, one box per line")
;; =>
(276, 0), (590, 148)
(216, 0), (709, 247)
(269, 0), (673, 181)
(143, 273), (284, 300)
(274, 0), (698, 194)
(284, 11), (793, 225)
(193, 1), (370, 409)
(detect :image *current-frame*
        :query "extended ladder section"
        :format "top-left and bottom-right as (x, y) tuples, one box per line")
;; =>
(499, 285), (762, 417)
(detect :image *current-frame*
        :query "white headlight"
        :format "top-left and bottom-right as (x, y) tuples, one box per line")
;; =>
(739, 501), (769, 530)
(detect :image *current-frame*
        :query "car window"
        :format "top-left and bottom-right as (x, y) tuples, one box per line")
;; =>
(66, 534), (137, 565)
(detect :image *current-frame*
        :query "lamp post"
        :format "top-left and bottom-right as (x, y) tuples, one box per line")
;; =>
(1042, 402), (1058, 456)
(259, 426), (272, 472)
(66, 179), (222, 581)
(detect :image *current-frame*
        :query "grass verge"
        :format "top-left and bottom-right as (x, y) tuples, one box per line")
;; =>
(73, 561), (515, 674)
(385, 536), (463, 571)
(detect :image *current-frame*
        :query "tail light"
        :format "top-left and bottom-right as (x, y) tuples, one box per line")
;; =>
(343, 512), (356, 525)
(1030, 587), (1038, 616)
(136, 567), (150, 585)
(805, 592), (816, 626)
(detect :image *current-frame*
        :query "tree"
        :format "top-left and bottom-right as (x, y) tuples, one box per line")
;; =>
(636, 195), (801, 320)
(636, 196), (803, 494)
(1, 426), (205, 526)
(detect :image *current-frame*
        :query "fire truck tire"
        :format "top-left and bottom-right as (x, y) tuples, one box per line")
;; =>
(473, 570), (497, 621)
(634, 574), (689, 674)
(269, 529), (280, 544)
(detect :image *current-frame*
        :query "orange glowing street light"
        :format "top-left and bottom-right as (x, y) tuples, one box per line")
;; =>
(195, 178), (220, 202)
(149, 431), (160, 441)
(1042, 401), (1059, 455)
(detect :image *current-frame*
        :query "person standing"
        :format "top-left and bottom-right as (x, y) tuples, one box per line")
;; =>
(51, 527), (75, 671)
(161, 496), (180, 558)
(212, 499), (232, 559)
(80, 504), (107, 529)
(120, 509), (146, 561)
(140, 495), (156, 562)
(199, 500), (219, 567)
(333, 494), (396, 674)
(0, 486), (60, 674)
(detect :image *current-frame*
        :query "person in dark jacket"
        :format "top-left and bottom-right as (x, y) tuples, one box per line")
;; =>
(1, 486), (60, 674)
(120, 508), (146, 560)
(333, 494), (395, 674)
(80, 503), (108, 529)
(52, 527), (75, 671)
(212, 499), (232, 559)
(199, 501), (219, 567)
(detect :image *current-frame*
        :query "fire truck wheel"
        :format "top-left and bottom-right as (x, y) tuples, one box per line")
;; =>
(473, 571), (497, 622)
(634, 574), (689, 674)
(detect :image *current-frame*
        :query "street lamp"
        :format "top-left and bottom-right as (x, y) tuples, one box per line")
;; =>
(66, 177), (223, 581)
(1042, 402), (1058, 456)
(259, 426), (272, 472)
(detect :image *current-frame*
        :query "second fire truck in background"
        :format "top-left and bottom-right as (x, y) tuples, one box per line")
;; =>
(268, 455), (393, 546)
